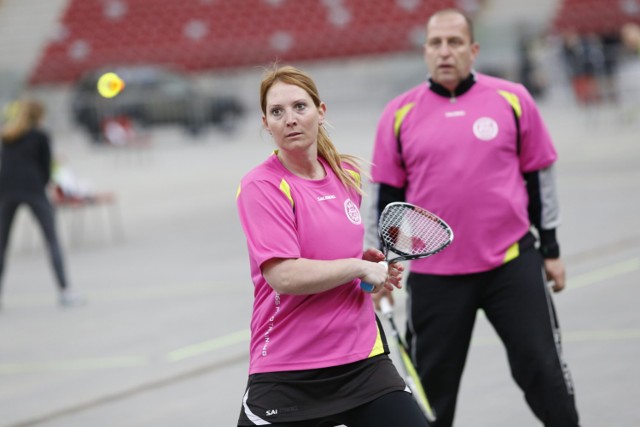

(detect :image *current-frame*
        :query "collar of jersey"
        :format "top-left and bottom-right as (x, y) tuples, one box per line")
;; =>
(428, 72), (476, 98)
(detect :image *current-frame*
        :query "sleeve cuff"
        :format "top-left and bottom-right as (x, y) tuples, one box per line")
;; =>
(539, 228), (560, 259)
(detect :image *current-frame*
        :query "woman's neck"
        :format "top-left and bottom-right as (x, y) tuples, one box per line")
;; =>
(277, 151), (326, 180)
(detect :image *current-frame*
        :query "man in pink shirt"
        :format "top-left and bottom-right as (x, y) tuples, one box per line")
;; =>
(368, 9), (580, 427)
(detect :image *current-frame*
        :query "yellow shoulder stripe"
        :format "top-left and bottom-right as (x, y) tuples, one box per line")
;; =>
(346, 169), (361, 188)
(498, 90), (522, 118)
(394, 103), (416, 138)
(279, 178), (294, 209)
(237, 179), (294, 209)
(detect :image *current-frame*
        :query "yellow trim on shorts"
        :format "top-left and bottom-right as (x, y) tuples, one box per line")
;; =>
(503, 241), (520, 263)
(368, 322), (385, 358)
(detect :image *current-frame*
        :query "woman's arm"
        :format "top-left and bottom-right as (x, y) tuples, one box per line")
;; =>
(262, 249), (400, 295)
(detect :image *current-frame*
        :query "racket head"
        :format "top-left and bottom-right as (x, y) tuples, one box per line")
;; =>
(378, 202), (453, 263)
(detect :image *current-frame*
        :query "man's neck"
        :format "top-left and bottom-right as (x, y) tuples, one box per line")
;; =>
(428, 73), (476, 98)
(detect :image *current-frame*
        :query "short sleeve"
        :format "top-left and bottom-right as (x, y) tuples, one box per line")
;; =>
(518, 87), (557, 172)
(236, 179), (301, 269)
(371, 102), (408, 188)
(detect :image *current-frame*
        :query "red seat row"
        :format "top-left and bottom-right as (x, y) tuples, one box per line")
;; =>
(552, 0), (640, 35)
(29, 0), (457, 85)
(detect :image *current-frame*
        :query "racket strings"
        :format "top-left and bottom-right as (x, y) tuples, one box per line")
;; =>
(379, 206), (451, 256)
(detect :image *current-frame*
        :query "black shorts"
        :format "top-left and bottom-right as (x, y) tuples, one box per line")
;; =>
(237, 355), (408, 425)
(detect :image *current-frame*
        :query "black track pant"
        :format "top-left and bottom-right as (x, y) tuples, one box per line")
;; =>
(259, 391), (429, 427)
(0, 194), (68, 294)
(406, 248), (580, 427)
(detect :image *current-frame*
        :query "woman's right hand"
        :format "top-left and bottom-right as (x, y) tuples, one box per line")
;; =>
(360, 260), (389, 294)
(361, 259), (404, 294)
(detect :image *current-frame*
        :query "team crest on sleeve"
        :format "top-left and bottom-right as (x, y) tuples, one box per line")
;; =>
(344, 199), (362, 224)
(473, 117), (499, 141)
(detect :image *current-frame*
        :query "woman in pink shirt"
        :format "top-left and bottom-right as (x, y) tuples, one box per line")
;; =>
(235, 65), (428, 426)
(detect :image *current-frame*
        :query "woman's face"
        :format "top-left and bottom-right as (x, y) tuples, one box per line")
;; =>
(262, 81), (325, 154)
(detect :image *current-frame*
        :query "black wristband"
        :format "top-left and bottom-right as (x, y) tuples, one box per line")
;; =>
(539, 228), (560, 259)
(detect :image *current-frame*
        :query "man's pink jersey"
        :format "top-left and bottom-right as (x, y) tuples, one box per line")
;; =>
(236, 154), (386, 374)
(372, 73), (558, 275)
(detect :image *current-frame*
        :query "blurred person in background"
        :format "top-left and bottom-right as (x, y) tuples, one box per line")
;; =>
(516, 26), (548, 99)
(235, 65), (428, 427)
(560, 29), (607, 106)
(367, 9), (580, 427)
(0, 99), (83, 308)
(621, 22), (640, 54)
(619, 22), (640, 124)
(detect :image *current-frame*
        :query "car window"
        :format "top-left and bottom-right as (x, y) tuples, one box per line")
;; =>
(79, 75), (98, 92)
(162, 78), (190, 95)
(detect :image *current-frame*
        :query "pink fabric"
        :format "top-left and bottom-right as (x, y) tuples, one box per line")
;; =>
(237, 154), (379, 374)
(372, 73), (557, 274)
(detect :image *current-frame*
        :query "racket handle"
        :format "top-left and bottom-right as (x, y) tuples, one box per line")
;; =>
(360, 282), (375, 292)
(360, 261), (388, 292)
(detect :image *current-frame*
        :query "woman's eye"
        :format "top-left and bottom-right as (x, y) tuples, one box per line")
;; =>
(295, 103), (307, 111)
(270, 108), (282, 116)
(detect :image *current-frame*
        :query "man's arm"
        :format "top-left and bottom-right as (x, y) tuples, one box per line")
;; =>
(524, 164), (566, 292)
(364, 182), (406, 250)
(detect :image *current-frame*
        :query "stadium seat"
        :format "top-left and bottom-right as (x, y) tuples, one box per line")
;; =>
(29, 0), (459, 85)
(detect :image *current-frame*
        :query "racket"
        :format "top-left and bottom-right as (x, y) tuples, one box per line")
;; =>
(379, 296), (437, 422)
(360, 202), (454, 292)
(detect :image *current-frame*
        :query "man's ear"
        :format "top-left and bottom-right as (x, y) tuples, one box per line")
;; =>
(471, 42), (480, 61)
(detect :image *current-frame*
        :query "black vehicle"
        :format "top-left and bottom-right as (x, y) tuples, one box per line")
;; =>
(70, 65), (244, 142)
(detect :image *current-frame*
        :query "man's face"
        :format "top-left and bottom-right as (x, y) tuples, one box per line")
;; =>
(424, 12), (479, 91)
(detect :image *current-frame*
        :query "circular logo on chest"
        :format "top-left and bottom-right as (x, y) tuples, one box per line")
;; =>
(344, 199), (362, 225)
(473, 117), (499, 141)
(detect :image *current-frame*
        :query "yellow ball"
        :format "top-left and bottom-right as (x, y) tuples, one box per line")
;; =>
(97, 72), (125, 98)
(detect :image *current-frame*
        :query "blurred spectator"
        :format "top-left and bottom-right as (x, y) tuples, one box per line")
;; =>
(618, 22), (640, 123)
(103, 116), (135, 147)
(621, 22), (640, 54)
(51, 158), (97, 201)
(0, 99), (84, 307)
(561, 30), (605, 106)
(517, 29), (548, 98)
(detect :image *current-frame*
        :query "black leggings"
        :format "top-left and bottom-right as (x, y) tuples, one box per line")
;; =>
(0, 194), (68, 293)
(406, 248), (579, 427)
(263, 391), (429, 427)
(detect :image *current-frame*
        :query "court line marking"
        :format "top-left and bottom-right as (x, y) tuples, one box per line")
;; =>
(472, 327), (640, 347)
(6, 282), (226, 307)
(1, 257), (638, 375)
(567, 257), (639, 290)
(0, 357), (148, 375)
(166, 329), (250, 362)
(4, 353), (249, 427)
